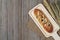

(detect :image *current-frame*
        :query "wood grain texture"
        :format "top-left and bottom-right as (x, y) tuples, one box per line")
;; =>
(1, 0), (21, 40)
(0, 0), (60, 40)
(2, 0), (8, 40)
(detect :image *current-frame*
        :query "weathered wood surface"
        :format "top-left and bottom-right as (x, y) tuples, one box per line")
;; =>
(0, 0), (60, 40)
(1, 0), (21, 40)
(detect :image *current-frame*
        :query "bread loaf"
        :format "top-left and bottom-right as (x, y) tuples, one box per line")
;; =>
(34, 9), (53, 33)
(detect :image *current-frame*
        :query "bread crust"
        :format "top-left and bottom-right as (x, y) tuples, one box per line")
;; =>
(34, 9), (53, 33)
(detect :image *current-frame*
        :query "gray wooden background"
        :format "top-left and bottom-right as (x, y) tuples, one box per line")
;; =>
(0, 0), (60, 40)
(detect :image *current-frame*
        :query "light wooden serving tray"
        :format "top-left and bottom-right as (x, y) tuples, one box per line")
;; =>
(29, 3), (60, 40)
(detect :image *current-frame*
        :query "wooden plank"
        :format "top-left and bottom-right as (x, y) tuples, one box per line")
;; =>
(18, 0), (22, 40)
(7, 0), (22, 40)
(7, 0), (13, 40)
(22, 0), (29, 39)
(0, 0), (2, 25)
(2, 0), (8, 40)
(13, 0), (19, 40)
(0, 0), (2, 40)
(7, 0), (19, 40)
